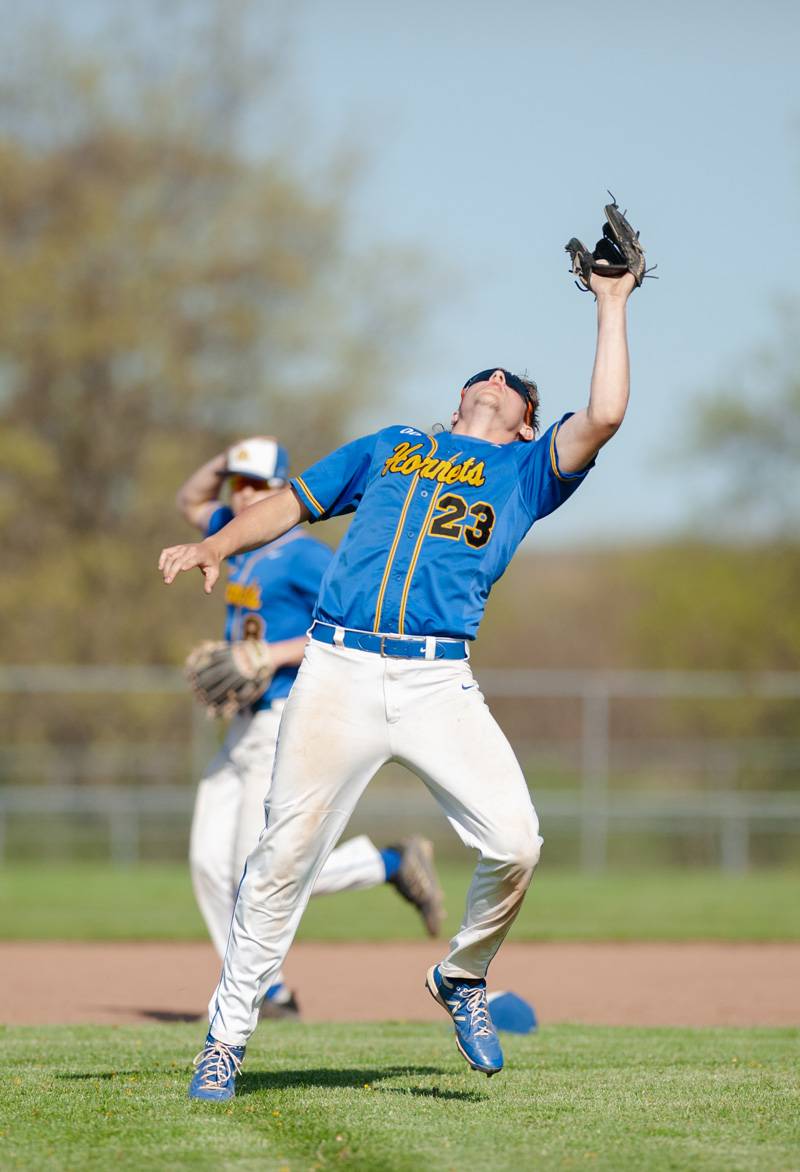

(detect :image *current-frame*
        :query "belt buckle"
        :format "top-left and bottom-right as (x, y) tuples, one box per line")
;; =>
(379, 634), (412, 659)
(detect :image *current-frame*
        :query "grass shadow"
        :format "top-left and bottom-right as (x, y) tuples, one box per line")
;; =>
(137, 1009), (204, 1023)
(377, 1084), (487, 1102)
(239, 1065), (487, 1101)
(95, 1006), (204, 1024)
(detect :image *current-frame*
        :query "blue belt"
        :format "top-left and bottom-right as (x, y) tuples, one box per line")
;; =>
(310, 622), (468, 660)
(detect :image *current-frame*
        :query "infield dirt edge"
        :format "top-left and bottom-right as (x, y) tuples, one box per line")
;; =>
(4, 939), (799, 1027)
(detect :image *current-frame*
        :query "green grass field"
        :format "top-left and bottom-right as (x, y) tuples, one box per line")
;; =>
(3, 868), (798, 1169)
(2, 1023), (797, 1171)
(1, 863), (798, 941)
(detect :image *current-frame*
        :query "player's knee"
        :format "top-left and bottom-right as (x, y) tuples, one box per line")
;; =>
(490, 815), (542, 874)
(244, 827), (314, 904)
(244, 848), (305, 910)
(508, 833), (542, 876)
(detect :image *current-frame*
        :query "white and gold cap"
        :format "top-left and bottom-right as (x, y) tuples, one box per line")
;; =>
(224, 436), (290, 486)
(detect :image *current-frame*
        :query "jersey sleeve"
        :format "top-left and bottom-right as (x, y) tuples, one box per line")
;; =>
(519, 413), (594, 521)
(290, 433), (377, 522)
(205, 504), (234, 537)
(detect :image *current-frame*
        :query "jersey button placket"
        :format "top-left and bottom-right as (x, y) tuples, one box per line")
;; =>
(396, 481), (435, 634)
(381, 479), (425, 632)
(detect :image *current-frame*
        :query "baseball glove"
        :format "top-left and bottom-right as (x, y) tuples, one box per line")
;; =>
(184, 639), (275, 718)
(565, 194), (653, 292)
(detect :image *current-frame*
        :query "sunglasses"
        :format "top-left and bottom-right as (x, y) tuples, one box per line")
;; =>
(229, 474), (270, 493)
(462, 368), (534, 406)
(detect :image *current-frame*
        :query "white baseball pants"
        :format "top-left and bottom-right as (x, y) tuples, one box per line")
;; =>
(208, 639), (542, 1046)
(189, 703), (385, 959)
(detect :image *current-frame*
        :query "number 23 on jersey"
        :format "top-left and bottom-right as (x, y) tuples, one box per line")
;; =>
(429, 493), (495, 549)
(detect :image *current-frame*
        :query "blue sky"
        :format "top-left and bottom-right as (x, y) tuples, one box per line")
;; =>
(284, 0), (800, 545)
(38, 0), (800, 546)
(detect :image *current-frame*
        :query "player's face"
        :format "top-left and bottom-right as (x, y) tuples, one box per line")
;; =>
(458, 370), (530, 436)
(229, 475), (281, 514)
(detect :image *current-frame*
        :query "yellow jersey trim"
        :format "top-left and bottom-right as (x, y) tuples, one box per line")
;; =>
(397, 480), (445, 634)
(372, 435), (438, 633)
(549, 423), (567, 482)
(549, 421), (589, 482)
(294, 475), (325, 517)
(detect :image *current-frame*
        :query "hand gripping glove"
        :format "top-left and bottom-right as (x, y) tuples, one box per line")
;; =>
(184, 639), (275, 718)
(565, 194), (654, 292)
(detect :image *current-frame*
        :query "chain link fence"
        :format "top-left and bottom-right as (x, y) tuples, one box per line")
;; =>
(1, 665), (799, 870)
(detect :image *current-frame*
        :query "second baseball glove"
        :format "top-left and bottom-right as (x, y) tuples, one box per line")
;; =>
(565, 195), (652, 292)
(185, 639), (275, 718)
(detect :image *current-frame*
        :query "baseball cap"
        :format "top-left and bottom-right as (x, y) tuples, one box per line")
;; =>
(224, 436), (290, 486)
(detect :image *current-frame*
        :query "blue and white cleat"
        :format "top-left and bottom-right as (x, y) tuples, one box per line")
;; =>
(425, 964), (504, 1077)
(188, 1033), (245, 1101)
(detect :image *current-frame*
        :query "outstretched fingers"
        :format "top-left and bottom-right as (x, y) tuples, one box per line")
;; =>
(159, 542), (221, 591)
(159, 543), (202, 584)
(201, 563), (219, 593)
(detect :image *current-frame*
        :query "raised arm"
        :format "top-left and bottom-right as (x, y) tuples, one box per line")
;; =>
(159, 486), (310, 593)
(175, 451), (228, 531)
(554, 269), (635, 474)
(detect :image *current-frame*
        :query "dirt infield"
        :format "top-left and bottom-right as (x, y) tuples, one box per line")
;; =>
(3, 941), (799, 1027)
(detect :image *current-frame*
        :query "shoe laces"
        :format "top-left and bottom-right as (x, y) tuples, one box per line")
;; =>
(192, 1040), (243, 1090)
(452, 984), (494, 1038)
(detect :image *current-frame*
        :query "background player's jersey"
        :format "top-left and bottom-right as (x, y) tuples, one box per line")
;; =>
(291, 420), (592, 640)
(206, 507), (332, 708)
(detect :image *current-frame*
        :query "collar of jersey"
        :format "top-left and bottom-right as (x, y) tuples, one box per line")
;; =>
(445, 430), (508, 449)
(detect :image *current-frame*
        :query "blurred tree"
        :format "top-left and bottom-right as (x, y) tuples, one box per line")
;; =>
(689, 304), (800, 539)
(627, 542), (800, 672)
(618, 303), (800, 738)
(0, 2), (426, 665)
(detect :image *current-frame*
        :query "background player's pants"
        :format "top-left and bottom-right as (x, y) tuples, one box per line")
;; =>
(189, 702), (386, 961)
(207, 640), (542, 1046)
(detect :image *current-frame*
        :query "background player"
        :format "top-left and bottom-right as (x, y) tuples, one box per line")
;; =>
(176, 436), (445, 1015)
(161, 262), (635, 1096)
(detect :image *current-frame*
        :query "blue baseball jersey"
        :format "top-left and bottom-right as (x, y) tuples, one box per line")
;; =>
(290, 418), (592, 640)
(206, 507), (332, 708)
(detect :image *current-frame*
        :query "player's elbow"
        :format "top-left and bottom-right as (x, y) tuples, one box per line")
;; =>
(586, 411), (625, 439)
(587, 382), (629, 434)
(600, 418), (624, 441)
(175, 490), (205, 529)
(175, 486), (193, 516)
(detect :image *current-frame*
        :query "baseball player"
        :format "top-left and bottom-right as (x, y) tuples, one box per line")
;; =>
(177, 436), (446, 1016)
(160, 258), (636, 1099)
